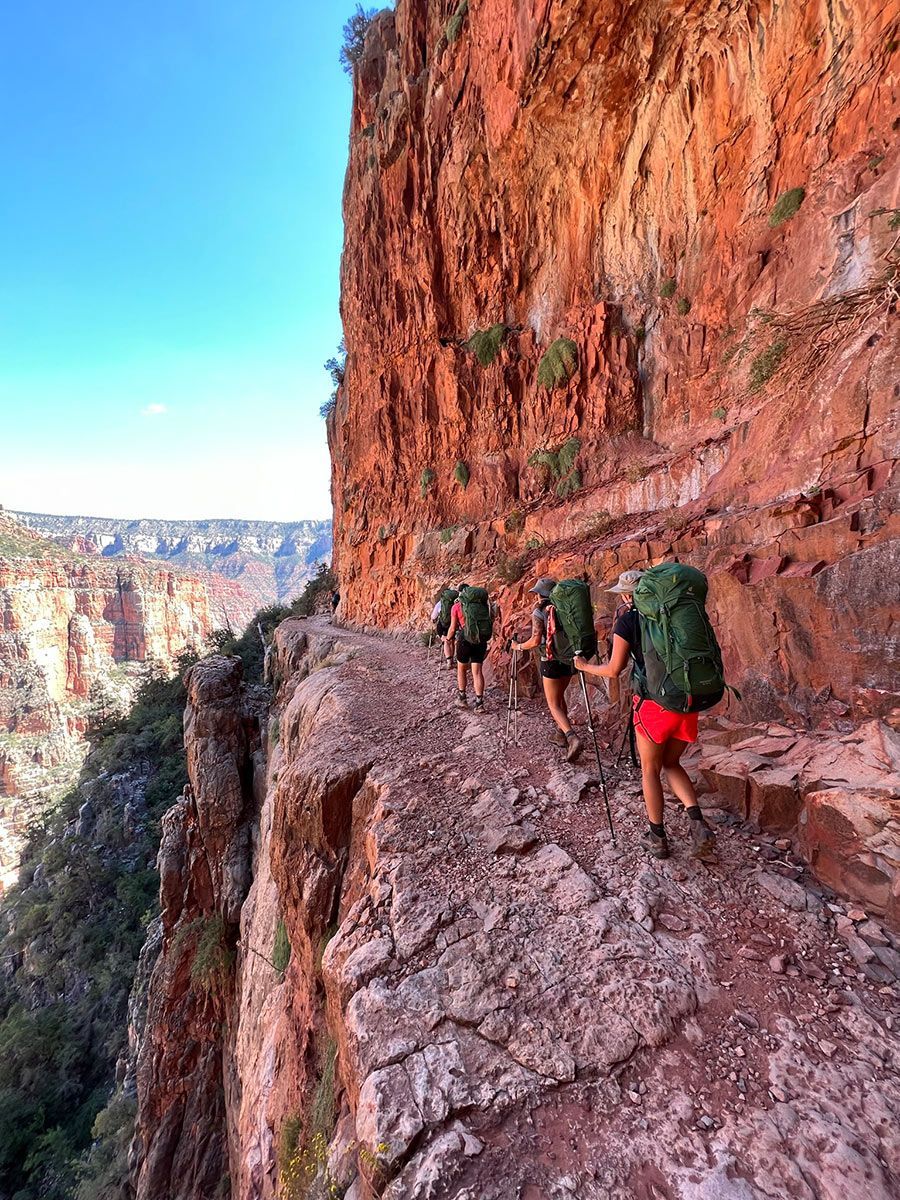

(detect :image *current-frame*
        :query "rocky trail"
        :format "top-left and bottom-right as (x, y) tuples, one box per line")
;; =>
(262, 619), (900, 1200)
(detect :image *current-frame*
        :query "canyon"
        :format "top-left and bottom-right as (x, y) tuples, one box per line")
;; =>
(0, 511), (213, 889)
(14, 511), (333, 627)
(7, 0), (900, 1197)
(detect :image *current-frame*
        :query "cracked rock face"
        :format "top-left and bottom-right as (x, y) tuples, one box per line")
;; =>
(330, 0), (898, 733)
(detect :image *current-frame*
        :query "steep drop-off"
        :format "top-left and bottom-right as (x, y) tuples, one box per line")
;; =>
(331, 0), (898, 734)
(132, 621), (900, 1199)
(0, 512), (211, 888)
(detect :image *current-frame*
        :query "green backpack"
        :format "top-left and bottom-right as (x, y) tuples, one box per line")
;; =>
(632, 563), (729, 713)
(439, 588), (458, 626)
(459, 586), (493, 643)
(548, 579), (598, 661)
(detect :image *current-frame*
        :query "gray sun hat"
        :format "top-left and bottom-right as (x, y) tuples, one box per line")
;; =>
(606, 569), (645, 594)
(528, 577), (557, 598)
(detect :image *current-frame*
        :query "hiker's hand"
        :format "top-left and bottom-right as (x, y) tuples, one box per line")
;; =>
(573, 655), (587, 672)
(510, 642), (519, 653)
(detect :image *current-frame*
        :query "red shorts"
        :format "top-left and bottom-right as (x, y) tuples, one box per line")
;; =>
(633, 696), (698, 745)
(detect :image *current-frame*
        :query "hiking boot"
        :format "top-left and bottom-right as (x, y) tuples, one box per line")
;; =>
(565, 732), (582, 763)
(473, 696), (484, 712)
(641, 830), (670, 859)
(455, 690), (468, 708)
(690, 820), (716, 858)
(551, 728), (568, 747)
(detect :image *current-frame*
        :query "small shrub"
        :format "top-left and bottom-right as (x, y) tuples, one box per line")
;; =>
(624, 464), (646, 484)
(768, 187), (805, 227)
(377, 522), (397, 543)
(340, 5), (378, 74)
(269, 716), (280, 745)
(361, 124), (374, 139)
(634, 324), (646, 343)
(528, 448), (562, 479)
(556, 469), (582, 498)
(453, 461), (470, 488)
(438, 526), (455, 544)
(525, 535), (544, 551)
(557, 437), (581, 478)
(537, 338), (578, 389)
(748, 339), (788, 391)
(581, 510), (612, 537)
(888, 211), (900, 230)
(504, 510), (524, 534)
(446, 0), (469, 43)
(659, 277), (677, 299)
(272, 920), (291, 974)
(675, 297), (691, 316)
(712, 406), (728, 421)
(189, 915), (234, 994)
(466, 324), (506, 366)
(868, 155), (885, 171)
(321, 339), (346, 419)
(495, 554), (526, 584)
(420, 468), (436, 498)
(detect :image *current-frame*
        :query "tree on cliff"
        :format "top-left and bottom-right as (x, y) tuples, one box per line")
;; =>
(340, 5), (378, 74)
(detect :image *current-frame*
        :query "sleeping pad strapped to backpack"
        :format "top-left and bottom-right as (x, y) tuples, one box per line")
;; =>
(632, 563), (729, 713)
(459, 586), (493, 644)
(547, 579), (598, 661)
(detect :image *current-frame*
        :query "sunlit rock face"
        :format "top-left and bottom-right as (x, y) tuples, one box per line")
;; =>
(331, 0), (899, 730)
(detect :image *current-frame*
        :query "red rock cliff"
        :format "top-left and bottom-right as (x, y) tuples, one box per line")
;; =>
(331, 0), (899, 729)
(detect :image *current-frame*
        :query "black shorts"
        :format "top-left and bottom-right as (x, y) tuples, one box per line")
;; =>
(435, 620), (450, 637)
(540, 659), (574, 680)
(456, 637), (488, 664)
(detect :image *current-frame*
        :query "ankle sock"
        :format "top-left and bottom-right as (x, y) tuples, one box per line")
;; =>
(686, 806), (705, 823)
(649, 821), (666, 839)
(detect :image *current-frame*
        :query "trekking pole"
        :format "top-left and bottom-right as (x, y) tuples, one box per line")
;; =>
(426, 629), (434, 663)
(615, 710), (633, 767)
(506, 649), (517, 742)
(513, 651), (519, 745)
(578, 668), (616, 844)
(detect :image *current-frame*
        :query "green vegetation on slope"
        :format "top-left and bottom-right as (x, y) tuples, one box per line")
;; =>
(0, 655), (196, 1200)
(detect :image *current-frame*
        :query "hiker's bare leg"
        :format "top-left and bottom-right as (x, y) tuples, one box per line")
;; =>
(662, 739), (698, 808)
(636, 728), (665, 824)
(457, 662), (468, 694)
(542, 676), (572, 734)
(444, 637), (453, 662)
(471, 662), (485, 698)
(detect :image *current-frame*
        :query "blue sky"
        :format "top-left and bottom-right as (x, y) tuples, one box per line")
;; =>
(0, 0), (367, 521)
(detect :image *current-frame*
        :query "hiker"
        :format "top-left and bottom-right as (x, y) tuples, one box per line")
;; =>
(510, 577), (582, 762)
(574, 567), (716, 860)
(330, 589), (340, 622)
(446, 583), (493, 710)
(432, 586), (458, 670)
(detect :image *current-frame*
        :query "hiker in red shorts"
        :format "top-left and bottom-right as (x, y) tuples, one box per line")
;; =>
(574, 569), (715, 860)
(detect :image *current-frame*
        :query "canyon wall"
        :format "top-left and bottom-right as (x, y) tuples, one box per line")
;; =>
(0, 513), (212, 888)
(14, 510), (334, 624)
(330, 0), (899, 732)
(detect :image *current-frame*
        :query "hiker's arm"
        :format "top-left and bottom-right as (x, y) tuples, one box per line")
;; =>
(446, 611), (459, 640)
(511, 615), (542, 653)
(574, 635), (631, 678)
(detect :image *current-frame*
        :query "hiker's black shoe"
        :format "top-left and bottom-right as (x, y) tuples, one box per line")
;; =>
(641, 830), (670, 859)
(455, 690), (468, 708)
(473, 696), (484, 712)
(565, 731), (582, 763)
(690, 821), (716, 858)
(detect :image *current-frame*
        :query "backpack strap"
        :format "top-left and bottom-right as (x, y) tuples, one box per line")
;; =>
(545, 605), (557, 661)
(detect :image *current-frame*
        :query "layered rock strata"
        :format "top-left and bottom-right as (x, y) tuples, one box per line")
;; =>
(0, 519), (212, 888)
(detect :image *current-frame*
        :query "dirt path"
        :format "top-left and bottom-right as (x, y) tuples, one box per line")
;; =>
(307, 619), (900, 1199)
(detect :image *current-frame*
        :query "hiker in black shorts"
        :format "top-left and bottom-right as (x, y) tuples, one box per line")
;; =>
(510, 577), (582, 762)
(446, 583), (491, 711)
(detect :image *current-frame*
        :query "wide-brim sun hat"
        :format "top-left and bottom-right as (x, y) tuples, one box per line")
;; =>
(606, 569), (645, 594)
(528, 577), (557, 598)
